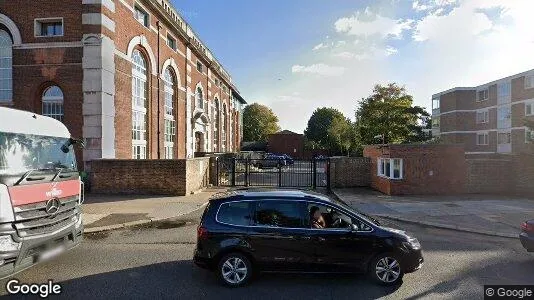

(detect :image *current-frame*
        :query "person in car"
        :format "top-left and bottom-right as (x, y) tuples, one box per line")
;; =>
(310, 206), (326, 229)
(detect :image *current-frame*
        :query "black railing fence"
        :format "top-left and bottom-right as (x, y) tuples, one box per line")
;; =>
(216, 158), (329, 189)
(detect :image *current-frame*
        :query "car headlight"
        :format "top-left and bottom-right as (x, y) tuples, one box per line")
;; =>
(0, 235), (21, 252)
(403, 237), (421, 250)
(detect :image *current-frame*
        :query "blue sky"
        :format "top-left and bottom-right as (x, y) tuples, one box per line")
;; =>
(172, 0), (534, 133)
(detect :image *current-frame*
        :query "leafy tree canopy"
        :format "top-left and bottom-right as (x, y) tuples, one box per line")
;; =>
(242, 103), (280, 142)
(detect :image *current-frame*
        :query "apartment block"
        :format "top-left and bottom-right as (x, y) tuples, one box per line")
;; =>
(432, 69), (534, 155)
(0, 0), (246, 169)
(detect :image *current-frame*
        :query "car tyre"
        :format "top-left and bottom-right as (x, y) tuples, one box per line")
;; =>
(369, 253), (404, 286)
(217, 253), (252, 287)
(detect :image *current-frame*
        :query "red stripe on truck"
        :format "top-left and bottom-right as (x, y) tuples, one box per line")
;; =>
(7, 180), (80, 206)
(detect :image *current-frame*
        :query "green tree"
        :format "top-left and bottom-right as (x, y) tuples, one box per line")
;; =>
(305, 107), (359, 155)
(355, 83), (430, 145)
(242, 103), (280, 142)
(327, 117), (354, 156)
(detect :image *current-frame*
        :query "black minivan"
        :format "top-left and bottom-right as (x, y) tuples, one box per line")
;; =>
(194, 189), (423, 287)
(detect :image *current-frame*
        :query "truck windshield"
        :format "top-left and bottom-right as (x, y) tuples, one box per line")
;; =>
(0, 132), (76, 176)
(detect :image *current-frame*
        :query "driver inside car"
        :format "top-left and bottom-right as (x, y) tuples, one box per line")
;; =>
(310, 206), (326, 229)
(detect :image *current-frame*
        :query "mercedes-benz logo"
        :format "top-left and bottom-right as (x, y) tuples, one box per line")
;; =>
(45, 198), (61, 216)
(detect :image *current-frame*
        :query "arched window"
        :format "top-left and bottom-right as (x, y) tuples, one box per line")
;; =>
(222, 103), (227, 152)
(42, 86), (64, 122)
(196, 87), (203, 110)
(132, 49), (148, 159)
(163, 68), (176, 159)
(213, 98), (220, 151)
(0, 29), (12, 103)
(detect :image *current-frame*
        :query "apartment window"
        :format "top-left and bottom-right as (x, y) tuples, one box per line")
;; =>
(222, 103), (227, 151)
(525, 75), (534, 90)
(196, 61), (204, 73)
(476, 133), (488, 145)
(497, 81), (511, 104)
(476, 110), (489, 124)
(166, 35), (176, 51)
(526, 101), (534, 116)
(35, 18), (63, 37)
(477, 89), (488, 102)
(526, 129), (534, 143)
(0, 30), (12, 103)
(432, 117), (440, 128)
(163, 68), (176, 159)
(498, 132), (511, 145)
(42, 86), (64, 122)
(377, 158), (403, 180)
(214, 78), (219, 87)
(134, 6), (149, 27)
(432, 97), (440, 110)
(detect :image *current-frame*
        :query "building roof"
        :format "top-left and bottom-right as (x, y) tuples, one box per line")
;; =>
(432, 68), (534, 98)
(0, 107), (70, 138)
(272, 130), (302, 135)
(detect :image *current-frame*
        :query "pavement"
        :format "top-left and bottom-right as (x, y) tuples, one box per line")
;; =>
(81, 187), (226, 233)
(332, 188), (534, 238)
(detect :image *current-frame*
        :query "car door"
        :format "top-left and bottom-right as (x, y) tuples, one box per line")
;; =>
(308, 203), (376, 272)
(247, 200), (315, 271)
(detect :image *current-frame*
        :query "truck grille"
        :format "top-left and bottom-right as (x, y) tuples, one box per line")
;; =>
(13, 196), (79, 237)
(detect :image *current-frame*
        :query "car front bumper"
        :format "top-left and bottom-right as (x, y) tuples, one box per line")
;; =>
(401, 249), (424, 273)
(520, 232), (534, 252)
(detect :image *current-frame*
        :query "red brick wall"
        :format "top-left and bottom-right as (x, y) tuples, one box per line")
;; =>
(329, 157), (370, 188)
(89, 157), (210, 195)
(466, 159), (513, 194)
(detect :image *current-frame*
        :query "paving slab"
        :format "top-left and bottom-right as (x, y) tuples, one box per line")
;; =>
(332, 188), (534, 238)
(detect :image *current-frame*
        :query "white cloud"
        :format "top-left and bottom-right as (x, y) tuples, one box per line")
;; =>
(413, 3), (493, 42)
(413, 1), (431, 11)
(334, 8), (413, 39)
(291, 63), (346, 77)
(384, 46), (398, 56)
(312, 43), (327, 51)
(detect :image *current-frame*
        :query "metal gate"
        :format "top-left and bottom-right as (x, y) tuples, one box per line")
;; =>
(216, 158), (329, 189)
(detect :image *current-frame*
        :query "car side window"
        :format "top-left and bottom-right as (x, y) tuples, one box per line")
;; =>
(217, 201), (251, 226)
(254, 200), (305, 228)
(307, 203), (353, 230)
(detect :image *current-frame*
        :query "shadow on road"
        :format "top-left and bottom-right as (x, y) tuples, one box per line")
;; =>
(0, 260), (400, 300)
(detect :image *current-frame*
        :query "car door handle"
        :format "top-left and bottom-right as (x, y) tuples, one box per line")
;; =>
(317, 237), (326, 242)
(301, 236), (311, 240)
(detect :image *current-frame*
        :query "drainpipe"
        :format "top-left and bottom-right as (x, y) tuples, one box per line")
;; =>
(156, 21), (161, 159)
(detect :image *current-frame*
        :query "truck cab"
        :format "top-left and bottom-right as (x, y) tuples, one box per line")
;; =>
(0, 107), (83, 278)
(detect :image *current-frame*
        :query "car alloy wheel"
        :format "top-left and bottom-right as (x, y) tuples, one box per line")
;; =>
(218, 253), (251, 287)
(375, 256), (401, 284)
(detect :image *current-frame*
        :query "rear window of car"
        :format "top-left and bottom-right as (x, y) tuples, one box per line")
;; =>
(216, 201), (251, 226)
(254, 200), (305, 228)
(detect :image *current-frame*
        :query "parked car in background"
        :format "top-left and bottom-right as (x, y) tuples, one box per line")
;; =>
(194, 189), (424, 287)
(520, 219), (534, 252)
(255, 154), (286, 169)
(281, 154), (294, 165)
(314, 155), (328, 160)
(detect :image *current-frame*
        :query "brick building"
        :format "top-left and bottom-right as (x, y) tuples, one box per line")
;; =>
(267, 130), (305, 158)
(363, 144), (467, 195)
(432, 69), (534, 155)
(0, 0), (246, 169)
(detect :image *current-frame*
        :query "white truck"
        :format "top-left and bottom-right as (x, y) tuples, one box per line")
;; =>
(0, 107), (84, 278)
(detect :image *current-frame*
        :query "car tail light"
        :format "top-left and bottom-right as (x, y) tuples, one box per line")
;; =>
(197, 226), (209, 240)
(521, 222), (534, 232)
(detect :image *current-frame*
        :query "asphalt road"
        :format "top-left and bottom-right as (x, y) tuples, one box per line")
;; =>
(0, 209), (533, 300)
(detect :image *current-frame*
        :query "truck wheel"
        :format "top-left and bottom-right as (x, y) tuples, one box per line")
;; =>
(218, 253), (252, 287)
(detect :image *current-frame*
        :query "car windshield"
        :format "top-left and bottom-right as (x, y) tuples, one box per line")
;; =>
(0, 132), (77, 175)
